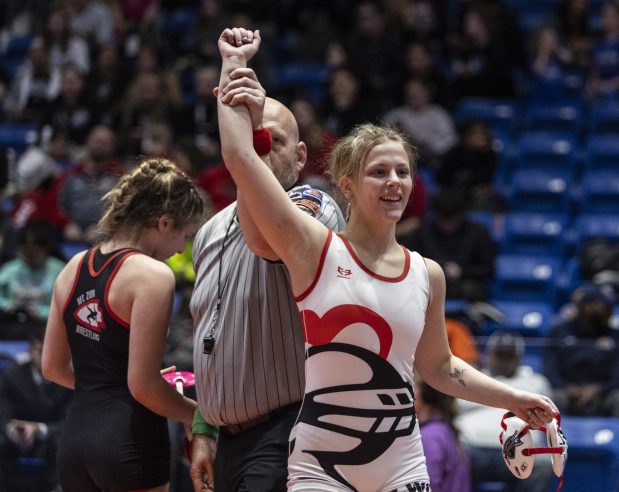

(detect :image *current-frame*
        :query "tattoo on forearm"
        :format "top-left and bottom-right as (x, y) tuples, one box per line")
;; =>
(449, 367), (466, 386)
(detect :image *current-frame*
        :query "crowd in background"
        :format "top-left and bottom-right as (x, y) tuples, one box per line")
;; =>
(0, 0), (618, 491)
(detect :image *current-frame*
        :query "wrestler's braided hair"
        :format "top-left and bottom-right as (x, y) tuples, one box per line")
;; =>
(98, 157), (203, 241)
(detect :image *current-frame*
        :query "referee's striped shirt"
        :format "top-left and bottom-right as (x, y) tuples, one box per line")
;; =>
(191, 185), (345, 426)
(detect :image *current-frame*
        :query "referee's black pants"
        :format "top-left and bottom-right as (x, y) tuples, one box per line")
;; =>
(215, 405), (299, 492)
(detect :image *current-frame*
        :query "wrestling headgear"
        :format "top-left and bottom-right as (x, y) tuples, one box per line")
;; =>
(499, 412), (568, 488)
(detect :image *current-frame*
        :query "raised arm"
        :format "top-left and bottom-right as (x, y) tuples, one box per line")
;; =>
(415, 258), (558, 427)
(214, 64), (281, 259)
(217, 28), (327, 293)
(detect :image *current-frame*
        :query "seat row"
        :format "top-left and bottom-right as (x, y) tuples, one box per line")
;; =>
(455, 98), (619, 143)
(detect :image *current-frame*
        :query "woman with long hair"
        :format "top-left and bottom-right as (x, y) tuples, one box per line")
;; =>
(216, 27), (558, 491)
(42, 158), (203, 492)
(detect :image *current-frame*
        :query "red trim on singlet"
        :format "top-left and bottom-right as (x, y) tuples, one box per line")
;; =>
(104, 251), (141, 329)
(337, 234), (411, 283)
(88, 247), (135, 277)
(295, 229), (333, 302)
(62, 252), (87, 318)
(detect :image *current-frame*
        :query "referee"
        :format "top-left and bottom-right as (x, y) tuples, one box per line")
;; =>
(189, 75), (345, 490)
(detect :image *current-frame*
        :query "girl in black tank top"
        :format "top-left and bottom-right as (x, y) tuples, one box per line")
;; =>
(42, 159), (204, 491)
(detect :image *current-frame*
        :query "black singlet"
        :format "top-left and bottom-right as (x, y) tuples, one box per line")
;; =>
(57, 247), (170, 492)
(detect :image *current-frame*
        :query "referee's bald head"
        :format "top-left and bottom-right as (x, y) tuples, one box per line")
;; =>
(264, 97), (300, 143)
(262, 97), (306, 188)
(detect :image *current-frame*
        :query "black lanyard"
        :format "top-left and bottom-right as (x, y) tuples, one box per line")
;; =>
(202, 211), (236, 355)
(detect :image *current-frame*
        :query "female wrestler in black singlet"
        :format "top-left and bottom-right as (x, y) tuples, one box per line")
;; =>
(42, 158), (203, 491)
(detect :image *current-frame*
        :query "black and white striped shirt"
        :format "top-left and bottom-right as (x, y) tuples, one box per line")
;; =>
(191, 185), (345, 426)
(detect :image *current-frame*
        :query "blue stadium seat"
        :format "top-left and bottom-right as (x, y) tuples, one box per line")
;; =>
(2, 35), (34, 79)
(162, 8), (196, 36)
(557, 416), (619, 492)
(557, 256), (582, 306)
(0, 124), (38, 151)
(523, 103), (583, 139)
(518, 11), (550, 33)
(589, 103), (619, 136)
(501, 212), (568, 255)
(0, 340), (29, 371)
(492, 254), (561, 305)
(60, 241), (89, 261)
(514, 132), (577, 174)
(584, 135), (619, 171)
(580, 170), (619, 214)
(4, 35), (34, 59)
(611, 305), (619, 330)
(506, 0), (562, 15)
(454, 98), (518, 140)
(484, 299), (555, 336)
(417, 166), (437, 199)
(576, 213), (619, 246)
(505, 168), (572, 214)
(444, 299), (470, 315)
(467, 210), (504, 243)
(276, 62), (330, 103)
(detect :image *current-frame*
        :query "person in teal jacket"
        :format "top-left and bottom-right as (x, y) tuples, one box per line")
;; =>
(0, 220), (65, 338)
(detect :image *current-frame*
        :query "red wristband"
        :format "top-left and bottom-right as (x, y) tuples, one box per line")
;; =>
(253, 128), (272, 156)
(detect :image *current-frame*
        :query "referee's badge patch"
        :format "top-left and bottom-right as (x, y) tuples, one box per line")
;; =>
(301, 188), (324, 204)
(296, 198), (321, 216)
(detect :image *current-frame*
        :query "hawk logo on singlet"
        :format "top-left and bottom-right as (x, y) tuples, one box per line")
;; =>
(74, 289), (105, 341)
(336, 266), (352, 279)
(296, 305), (414, 489)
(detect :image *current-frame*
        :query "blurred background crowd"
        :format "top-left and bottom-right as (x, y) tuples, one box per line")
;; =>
(0, 0), (619, 491)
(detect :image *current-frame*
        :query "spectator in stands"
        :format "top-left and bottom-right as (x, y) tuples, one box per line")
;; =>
(345, 1), (405, 112)
(448, 6), (516, 100)
(458, 330), (554, 492)
(0, 324), (72, 492)
(115, 72), (181, 156)
(43, 6), (90, 75)
(4, 37), (61, 123)
(290, 95), (336, 187)
(415, 374), (471, 492)
(528, 25), (574, 101)
(0, 65), (9, 119)
(111, 0), (158, 52)
(66, 0), (115, 48)
(436, 119), (504, 212)
(445, 318), (481, 369)
(177, 65), (221, 166)
(0, 221), (65, 339)
(187, 0), (231, 64)
(58, 125), (123, 246)
(40, 65), (99, 146)
(132, 43), (183, 103)
(322, 66), (380, 137)
(4, 139), (66, 259)
(395, 173), (428, 239)
(544, 283), (619, 417)
(400, 188), (495, 301)
(141, 120), (175, 158)
(586, 1), (619, 101)
(383, 76), (457, 169)
(324, 37), (351, 72)
(554, 0), (592, 71)
(87, 45), (127, 127)
(391, 0), (449, 45)
(402, 40), (451, 108)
